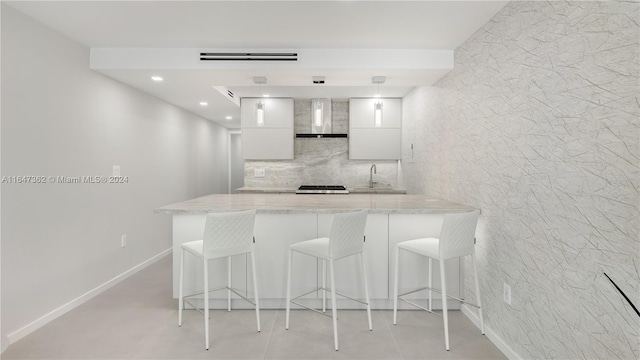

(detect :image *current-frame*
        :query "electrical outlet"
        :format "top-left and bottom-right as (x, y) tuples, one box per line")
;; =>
(113, 165), (121, 176)
(503, 283), (511, 305)
(121, 234), (127, 248)
(254, 169), (265, 178)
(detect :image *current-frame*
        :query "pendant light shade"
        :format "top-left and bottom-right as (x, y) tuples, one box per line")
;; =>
(374, 101), (383, 127)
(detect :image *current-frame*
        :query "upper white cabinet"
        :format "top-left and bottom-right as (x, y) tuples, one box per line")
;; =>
(349, 98), (402, 160)
(241, 98), (294, 159)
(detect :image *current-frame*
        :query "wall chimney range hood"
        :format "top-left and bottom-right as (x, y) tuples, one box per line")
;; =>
(296, 99), (347, 138)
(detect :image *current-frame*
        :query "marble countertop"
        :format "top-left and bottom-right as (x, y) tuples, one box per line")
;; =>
(155, 193), (476, 214)
(234, 187), (407, 194)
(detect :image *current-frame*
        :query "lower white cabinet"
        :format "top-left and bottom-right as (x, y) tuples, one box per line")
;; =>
(248, 214), (318, 300)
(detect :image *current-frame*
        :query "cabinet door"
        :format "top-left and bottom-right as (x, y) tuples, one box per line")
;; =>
(241, 98), (294, 128)
(248, 214), (318, 300)
(349, 128), (401, 160)
(317, 214), (388, 302)
(242, 128), (293, 160)
(389, 214), (461, 309)
(350, 98), (402, 129)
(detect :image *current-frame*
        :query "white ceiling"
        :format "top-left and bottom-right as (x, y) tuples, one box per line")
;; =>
(6, 1), (508, 129)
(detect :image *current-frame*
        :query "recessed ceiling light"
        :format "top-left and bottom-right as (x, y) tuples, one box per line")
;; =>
(225, 116), (233, 120)
(263, 94), (270, 97)
(151, 76), (163, 82)
(199, 102), (208, 106)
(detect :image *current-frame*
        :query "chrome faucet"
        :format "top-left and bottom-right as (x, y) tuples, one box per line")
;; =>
(369, 164), (377, 188)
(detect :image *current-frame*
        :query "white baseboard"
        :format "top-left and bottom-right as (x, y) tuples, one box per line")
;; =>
(461, 304), (521, 360)
(4, 248), (172, 348)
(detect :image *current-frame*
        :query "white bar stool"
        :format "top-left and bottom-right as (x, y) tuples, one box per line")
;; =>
(393, 210), (483, 351)
(178, 209), (260, 350)
(285, 210), (371, 351)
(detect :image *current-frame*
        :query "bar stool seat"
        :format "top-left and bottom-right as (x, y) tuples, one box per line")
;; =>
(397, 238), (439, 257)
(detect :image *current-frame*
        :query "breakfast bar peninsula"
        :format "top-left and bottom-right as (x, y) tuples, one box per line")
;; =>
(155, 193), (477, 310)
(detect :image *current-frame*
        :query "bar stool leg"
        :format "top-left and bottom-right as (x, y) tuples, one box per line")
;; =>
(178, 248), (184, 326)
(204, 259), (210, 350)
(393, 246), (400, 325)
(360, 252), (372, 330)
(428, 257), (433, 311)
(439, 259), (449, 351)
(251, 249), (261, 332)
(322, 259), (327, 313)
(329, 259), (339, 351)
(227, 256), (232, 312)
(285, 249), (293, 330)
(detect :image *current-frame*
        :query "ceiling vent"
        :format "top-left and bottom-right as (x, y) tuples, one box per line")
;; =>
(199, 52), (298, 61)
(212, 86), (240, 107)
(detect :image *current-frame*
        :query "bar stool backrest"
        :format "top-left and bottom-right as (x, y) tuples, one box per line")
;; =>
(202, 210), (256, 259)
(329, 210), (368, 259)
(438, 210), (480, 260)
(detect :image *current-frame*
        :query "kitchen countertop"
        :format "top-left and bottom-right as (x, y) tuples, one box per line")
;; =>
(234, 187), (407, 194)
(155, 193), (475, 214)
(235, 187), (296, 194)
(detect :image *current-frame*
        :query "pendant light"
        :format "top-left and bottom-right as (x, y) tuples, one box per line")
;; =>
(374, 102), (383, 127)
(253, 76), (267, 126)
(255, 101), (265, 126)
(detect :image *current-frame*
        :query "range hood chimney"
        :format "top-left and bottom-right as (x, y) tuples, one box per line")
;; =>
(296, 99), (347, 138)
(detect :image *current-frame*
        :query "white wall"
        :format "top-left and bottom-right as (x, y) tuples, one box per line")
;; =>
(402, 1), (639, 359)
(1, 5), (229, 344)
(228, 132), (244, 193)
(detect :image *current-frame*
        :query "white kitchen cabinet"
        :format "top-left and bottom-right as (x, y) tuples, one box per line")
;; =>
(242, 128), (294, 160)
(349, 98), (402, 160)
(389, 214), (461, 309)
(241, 98), (294, 160)
(349, 128), (402, 160)
(317, 214), (389, 303)
(247, 214), (318, 301)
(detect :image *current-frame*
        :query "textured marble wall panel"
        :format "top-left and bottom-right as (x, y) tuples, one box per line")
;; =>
(245, 99), (398, 188)
(402, 1), (639, 359)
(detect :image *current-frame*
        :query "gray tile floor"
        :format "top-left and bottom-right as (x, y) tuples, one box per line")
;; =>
(2, 255), (506, 359)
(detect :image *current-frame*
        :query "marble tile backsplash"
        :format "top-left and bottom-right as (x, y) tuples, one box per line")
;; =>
(244, 99), (399, 189)
(402, 1), (639, 359)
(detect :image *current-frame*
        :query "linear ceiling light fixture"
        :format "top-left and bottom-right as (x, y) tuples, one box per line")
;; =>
(372, 76), (386, 127)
